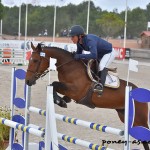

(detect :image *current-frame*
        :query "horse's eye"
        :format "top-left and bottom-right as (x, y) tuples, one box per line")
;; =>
(33, 59), (38, 63)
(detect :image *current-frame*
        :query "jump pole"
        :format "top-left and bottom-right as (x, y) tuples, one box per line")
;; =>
(0, 118), (44, 137)
(45, 85), (59, 150)
(29, 106), (124, 136)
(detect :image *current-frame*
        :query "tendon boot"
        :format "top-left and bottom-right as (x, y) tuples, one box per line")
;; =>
(94, 68), (108, 95)
(53, 90), (67, 108)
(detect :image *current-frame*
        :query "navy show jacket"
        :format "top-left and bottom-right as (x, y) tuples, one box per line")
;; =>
(76, 34), (112, 59)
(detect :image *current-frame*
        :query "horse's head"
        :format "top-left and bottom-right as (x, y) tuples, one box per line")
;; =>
(25, 42), (49, 86)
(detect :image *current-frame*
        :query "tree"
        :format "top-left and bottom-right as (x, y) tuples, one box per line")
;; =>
(0, 0), (4, 20)
(146, 3), (150, 22)
(126, 7), (147, 38)
(96, 12), (124, 38)
(2, 6), (19, 35)
(1, 2), (149, 38)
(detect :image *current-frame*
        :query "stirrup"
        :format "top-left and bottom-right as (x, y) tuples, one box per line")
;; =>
(94, 83), (103, 94)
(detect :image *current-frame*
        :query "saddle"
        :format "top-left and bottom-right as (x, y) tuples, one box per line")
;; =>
(87, 59), (120, 88)
(78, 59), (120, 108)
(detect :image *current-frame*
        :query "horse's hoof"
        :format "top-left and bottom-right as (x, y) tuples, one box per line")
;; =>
(60, 100), (67, 108)
(54, 99), (67, 108)
(63, 96), (71, 103)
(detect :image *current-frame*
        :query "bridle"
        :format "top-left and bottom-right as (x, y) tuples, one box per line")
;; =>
(27, 51), (50, 80)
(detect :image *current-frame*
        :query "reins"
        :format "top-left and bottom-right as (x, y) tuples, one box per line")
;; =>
(56, 59), (74, 69)
(81, 60), (100, 81)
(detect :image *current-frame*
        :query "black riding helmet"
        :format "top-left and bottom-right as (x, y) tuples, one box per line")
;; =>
(69, 25), (85, 36)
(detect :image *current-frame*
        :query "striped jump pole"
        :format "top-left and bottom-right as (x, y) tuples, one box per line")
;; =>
(0, 118), (45, 138)
(29, 106), (124, 136)
(58, 133), (114, 150)
(28, 124), (114, 150)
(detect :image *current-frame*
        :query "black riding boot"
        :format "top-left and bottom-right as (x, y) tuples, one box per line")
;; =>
(94, 68), (108, 95)
(100, 68), (108, 87)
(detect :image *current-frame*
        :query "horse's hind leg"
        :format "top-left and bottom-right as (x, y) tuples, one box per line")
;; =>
(134, 103), (149, 150)
(143, 142), (150, 150)
(116, 107), (150, 150)
(116, 109), (125, 123)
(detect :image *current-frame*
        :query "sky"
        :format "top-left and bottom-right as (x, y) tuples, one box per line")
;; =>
(61, 0), (150, 12)
(2, 0), (150, 12)
(64, 0), (150, 12)
(95, 0), (150, 12)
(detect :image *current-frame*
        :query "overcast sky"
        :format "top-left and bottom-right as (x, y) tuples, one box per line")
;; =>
(2, 0), (150, 12)
(95, 0), (150, 12)
(65, 0), (150, 12)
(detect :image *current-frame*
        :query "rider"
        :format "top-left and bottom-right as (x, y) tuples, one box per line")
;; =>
(69, 25), (116, 95)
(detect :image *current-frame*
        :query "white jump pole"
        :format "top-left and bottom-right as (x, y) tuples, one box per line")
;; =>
(28, 124), (114, 150)
(124, 86), (131, 150)
(9, 67), (16, 148)
(29, 106), (124, 136)
(45, 85), (59, 150)
(24, 85), (32, 150)
(0, 19), (2, 37)
(0, 118), (44, 138)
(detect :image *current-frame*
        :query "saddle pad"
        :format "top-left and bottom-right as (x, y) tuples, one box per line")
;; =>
(105, 73), (120, 88)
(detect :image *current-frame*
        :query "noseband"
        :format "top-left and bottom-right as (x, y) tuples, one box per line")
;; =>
(27, 51), (50, 80)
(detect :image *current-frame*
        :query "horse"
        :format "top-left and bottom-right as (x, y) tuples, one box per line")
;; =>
(25, 43), (149, 150)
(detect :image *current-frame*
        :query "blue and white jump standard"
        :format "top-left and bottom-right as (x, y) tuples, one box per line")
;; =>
(0, 68), (130, 150)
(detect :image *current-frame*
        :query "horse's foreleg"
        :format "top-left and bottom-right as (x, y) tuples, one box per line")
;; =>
(50, 81), (71, 108)
(52, 88), (67, 108)
(62, 96), (72, 103)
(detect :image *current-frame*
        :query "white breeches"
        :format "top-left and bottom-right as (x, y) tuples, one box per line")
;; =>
(99, 49), (116, 71)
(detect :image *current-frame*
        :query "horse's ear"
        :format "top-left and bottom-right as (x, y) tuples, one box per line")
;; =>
(37, 43), (42, 51)
(31, 42), (36, 51)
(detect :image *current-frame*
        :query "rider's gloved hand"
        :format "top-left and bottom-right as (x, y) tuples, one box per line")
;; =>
(72, 51), (76, 57)
(72, 51), (76, 55)
(74, 54), (80, 60)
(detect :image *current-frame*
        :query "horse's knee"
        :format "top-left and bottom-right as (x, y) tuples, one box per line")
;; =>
(51, 81), (68, 90)
(51, 81), (59, 88)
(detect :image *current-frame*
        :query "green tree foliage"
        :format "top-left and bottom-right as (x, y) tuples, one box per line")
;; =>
(2, 6), (19, 35)
(146, 3), (150, 22)
(126, 7), (147, 38)
(0, 0), (4, 19)
(1, 1), (150, 38)
(96, 12), (124, 37)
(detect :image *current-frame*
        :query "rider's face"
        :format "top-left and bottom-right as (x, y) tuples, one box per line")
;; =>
(71, 36), (78, 44)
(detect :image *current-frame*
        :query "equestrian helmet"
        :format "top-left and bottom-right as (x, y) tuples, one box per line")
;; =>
(69, 25), (85, 36)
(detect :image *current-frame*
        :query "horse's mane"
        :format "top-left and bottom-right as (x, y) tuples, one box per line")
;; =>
(43, 46), (73, 58)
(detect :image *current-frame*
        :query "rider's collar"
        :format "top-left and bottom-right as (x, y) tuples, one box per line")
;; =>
(78, 35), (86, 44)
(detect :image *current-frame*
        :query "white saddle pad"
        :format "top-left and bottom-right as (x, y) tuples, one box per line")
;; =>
(105, 73), (120, 88)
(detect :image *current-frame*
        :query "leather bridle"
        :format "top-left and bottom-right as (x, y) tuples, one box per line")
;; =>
(27, 51), (50, 80)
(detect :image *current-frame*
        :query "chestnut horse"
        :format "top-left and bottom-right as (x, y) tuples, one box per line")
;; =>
(25, 43), (149, 150)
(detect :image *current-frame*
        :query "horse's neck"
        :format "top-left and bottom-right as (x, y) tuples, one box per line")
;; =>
(44, 48), (71, 63)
